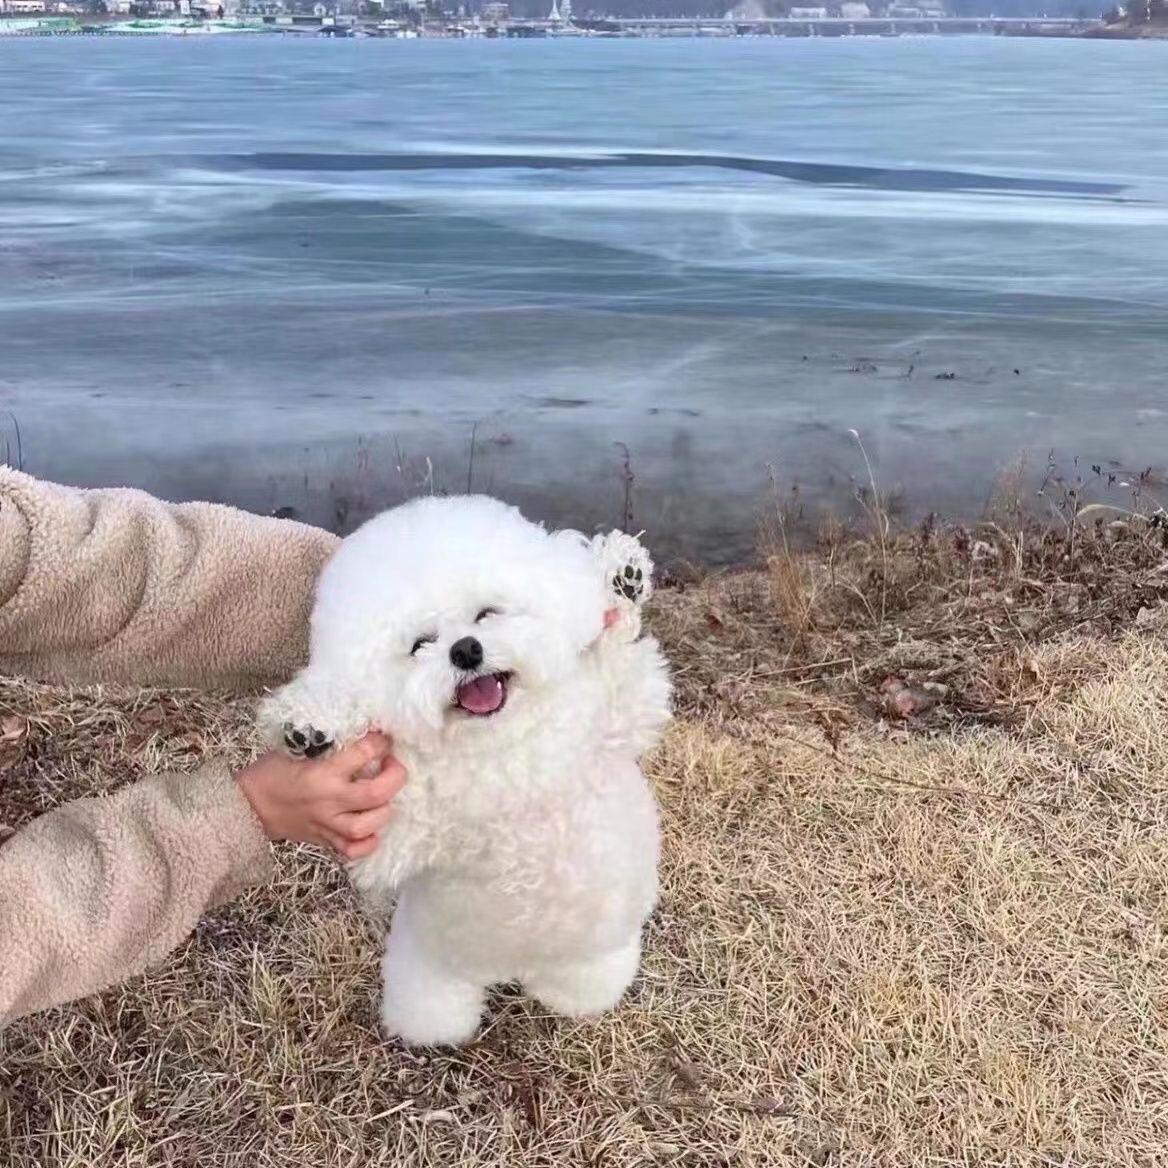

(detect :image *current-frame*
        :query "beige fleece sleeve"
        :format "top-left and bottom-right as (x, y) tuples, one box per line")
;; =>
(0, 761), (273, 1026)
(0, 468), (340, 690)
(0, 470), (340, 1023)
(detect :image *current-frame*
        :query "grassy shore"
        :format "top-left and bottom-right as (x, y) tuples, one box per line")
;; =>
(4, 504), (1168, 1166)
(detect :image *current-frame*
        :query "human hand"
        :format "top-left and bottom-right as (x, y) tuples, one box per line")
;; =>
(236, 732), (406, 860)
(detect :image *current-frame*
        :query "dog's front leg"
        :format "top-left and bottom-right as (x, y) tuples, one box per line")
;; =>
(590, 634), (672, 757)
(591, 529), (654, 642)
(256, 665), (375, 759)
(378, 889), (485, 1048)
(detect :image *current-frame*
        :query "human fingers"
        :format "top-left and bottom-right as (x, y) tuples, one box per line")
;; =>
(341, 834), (380, 860)
(340, 757), (407, 811)
(323, 829), (380, 861)
(330, 732), (394, 781)
(334, 802), (395, 843)
(313, 733), (393, 796)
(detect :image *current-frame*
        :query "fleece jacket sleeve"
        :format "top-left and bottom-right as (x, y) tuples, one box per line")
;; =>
(0, 467), (340, 690)
(0, 761), (274, 1026)
(0, 469), (339, 1024)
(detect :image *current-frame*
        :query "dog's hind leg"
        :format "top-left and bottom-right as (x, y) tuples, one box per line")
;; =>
(523, 934), (642, 1018)
(379, 903), (484, 1048)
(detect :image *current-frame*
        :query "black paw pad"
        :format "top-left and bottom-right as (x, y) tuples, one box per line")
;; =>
(612, 563), (645, 603)
(283, 722), (333, 759)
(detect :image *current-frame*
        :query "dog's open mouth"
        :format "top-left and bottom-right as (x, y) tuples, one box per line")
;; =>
(454, 673), (510, 716)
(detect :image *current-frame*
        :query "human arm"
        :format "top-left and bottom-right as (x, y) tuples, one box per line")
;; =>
(0, 467), (340, 689)
(0, 735), (404, 1027)
(0, 470), (408, 1025)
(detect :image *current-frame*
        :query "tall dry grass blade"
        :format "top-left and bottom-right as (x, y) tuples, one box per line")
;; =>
(848, 428), (888, 628)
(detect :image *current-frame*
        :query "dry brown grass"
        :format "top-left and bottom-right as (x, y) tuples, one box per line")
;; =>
(5, 522), (1168, 1166)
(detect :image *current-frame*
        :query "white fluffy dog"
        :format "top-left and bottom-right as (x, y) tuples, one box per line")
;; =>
(258, 495), (671, 1047)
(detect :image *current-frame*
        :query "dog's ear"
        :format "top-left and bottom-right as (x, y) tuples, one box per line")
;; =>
(590, 530), (653, 640)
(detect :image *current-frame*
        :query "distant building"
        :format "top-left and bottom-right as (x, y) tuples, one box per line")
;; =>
(788, 5), (827, 14)
(839, 1), (869, 14)
(0, 0), (48, 12)
(725, 0), (767, 16)
(480, 0), (507, 18)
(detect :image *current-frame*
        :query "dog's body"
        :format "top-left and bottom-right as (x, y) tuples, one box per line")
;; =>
(259, 495), (671, 1046)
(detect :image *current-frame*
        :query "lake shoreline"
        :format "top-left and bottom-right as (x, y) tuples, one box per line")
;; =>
(1081, 23), (1168, 39)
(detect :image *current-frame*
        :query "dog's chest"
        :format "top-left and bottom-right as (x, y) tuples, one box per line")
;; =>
(406, 744), (594, 849)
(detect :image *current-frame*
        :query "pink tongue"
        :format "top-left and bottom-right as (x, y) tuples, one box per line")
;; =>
(456, 674), (505, 715)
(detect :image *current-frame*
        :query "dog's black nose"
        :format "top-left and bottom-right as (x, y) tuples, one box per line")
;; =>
(449, 636), (484, 671)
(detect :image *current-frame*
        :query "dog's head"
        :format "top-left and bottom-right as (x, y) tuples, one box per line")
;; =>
(310, 495), (637, 745)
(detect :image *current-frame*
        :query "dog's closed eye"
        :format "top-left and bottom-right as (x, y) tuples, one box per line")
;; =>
(410, 634), (437, 656)
(475, 607), (500, 623)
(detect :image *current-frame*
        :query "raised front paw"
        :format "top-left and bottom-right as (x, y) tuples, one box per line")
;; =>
(595, 530), (654, 608)
(612, 562), (645, 603)
(282, 722), (334, 760)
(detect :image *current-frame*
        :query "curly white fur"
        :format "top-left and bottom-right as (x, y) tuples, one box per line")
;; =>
(258, 495), (671, 1047)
